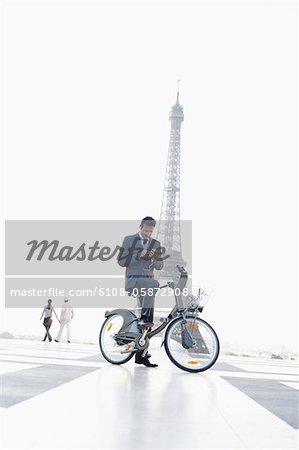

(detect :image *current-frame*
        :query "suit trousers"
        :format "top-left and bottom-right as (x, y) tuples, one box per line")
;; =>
(134, 277), (159, 321)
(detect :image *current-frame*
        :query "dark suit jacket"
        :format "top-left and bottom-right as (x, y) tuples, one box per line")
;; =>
(117, 233), (163, 290)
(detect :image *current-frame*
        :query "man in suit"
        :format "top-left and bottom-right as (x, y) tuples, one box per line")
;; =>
(117, 216), (164, 367)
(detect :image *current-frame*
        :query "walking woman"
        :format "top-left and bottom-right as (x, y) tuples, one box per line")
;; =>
(40, 299), (59, 342)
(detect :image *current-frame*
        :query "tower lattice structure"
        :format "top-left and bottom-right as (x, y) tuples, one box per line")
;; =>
(156, 87), (186, 280)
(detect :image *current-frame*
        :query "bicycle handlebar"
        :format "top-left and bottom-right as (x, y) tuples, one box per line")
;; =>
(129, 265), (188, 295)
(176, 265), (186, 274)
(162, 265), (188, 292)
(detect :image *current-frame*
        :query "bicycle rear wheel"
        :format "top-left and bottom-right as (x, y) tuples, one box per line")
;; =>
(164, 316), (220, 373)
(99, 314), (135, 364)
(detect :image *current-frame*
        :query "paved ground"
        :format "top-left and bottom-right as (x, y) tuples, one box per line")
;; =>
(1, 338), (298, 449)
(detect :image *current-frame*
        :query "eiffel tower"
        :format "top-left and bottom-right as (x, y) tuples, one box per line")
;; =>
(156, 82), (186, 281)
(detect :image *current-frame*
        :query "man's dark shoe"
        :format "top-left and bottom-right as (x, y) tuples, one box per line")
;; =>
(135, 352), (151, 364)
(135, 352), (143, 364)
(138, 315), (154, 327)
(142, 357), (158, 368)
(138, 319), (154, 329)
(135, 352), (158, 368)
(54, 339), (59, 342)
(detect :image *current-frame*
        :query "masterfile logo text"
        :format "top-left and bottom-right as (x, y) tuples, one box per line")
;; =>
(5, 220), (192, 308)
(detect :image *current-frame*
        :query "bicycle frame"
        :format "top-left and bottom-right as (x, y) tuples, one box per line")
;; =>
(100, 265), (220, 372)
(104, 266), (193, 343)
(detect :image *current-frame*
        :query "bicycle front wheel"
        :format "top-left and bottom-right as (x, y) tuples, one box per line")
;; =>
(99, 314), (135, 365)
(164, 316), (220, 373)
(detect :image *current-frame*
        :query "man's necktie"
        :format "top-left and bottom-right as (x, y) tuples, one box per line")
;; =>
(143, 239), (148, 249)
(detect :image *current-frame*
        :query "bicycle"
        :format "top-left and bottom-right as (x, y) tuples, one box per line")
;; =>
(99, 265), (220, 373)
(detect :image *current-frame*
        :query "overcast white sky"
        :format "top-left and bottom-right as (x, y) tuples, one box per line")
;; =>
(1, 1), (297, 352)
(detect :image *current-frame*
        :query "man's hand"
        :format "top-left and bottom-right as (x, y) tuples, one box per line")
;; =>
(139, 249), (155, 259)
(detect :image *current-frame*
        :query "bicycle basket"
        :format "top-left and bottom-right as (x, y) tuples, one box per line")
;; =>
(186, 288), (210, 312)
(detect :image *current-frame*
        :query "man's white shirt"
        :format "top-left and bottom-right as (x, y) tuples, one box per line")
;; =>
(60, 307), (73, 322)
